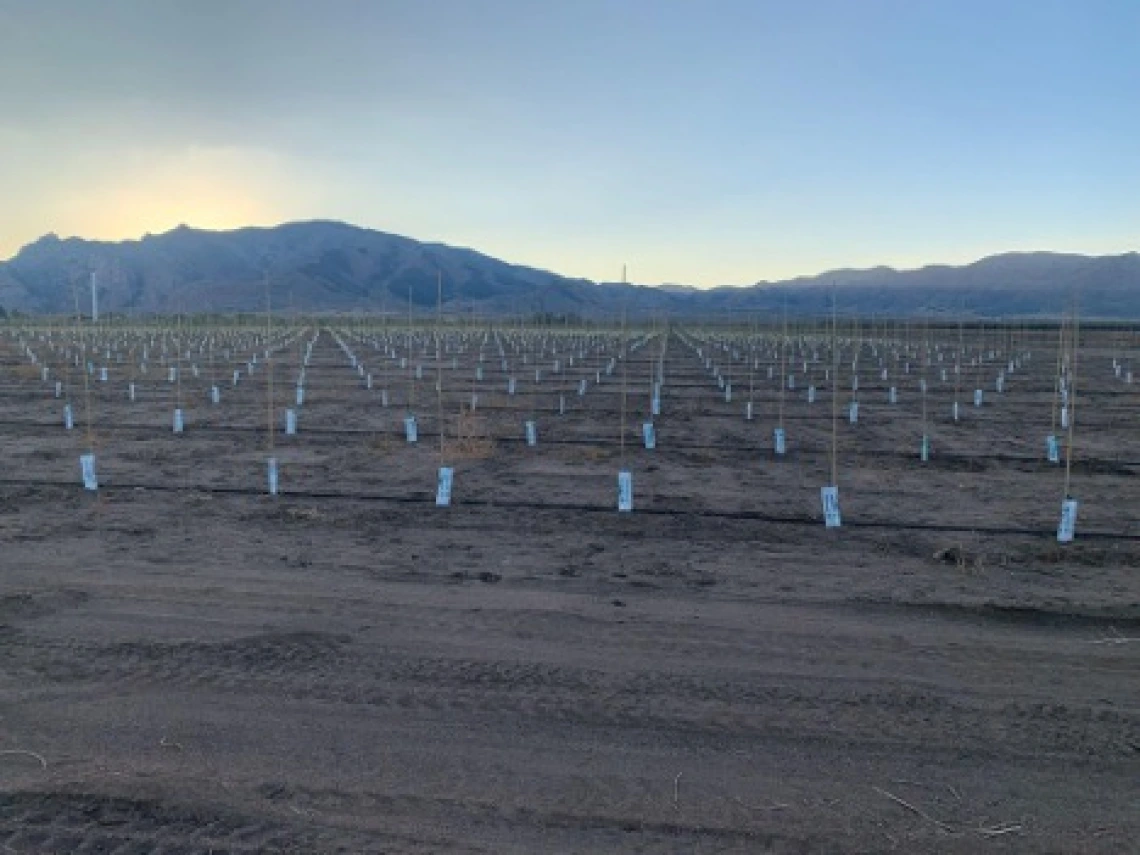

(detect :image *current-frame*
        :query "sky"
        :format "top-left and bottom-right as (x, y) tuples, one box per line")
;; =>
(0, 0), (1136, 286)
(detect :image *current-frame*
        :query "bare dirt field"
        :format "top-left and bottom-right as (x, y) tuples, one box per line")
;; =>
(0, 323), (1137, 853)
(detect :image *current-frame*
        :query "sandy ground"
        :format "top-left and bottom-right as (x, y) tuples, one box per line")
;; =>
(0, 323), (1137, 853)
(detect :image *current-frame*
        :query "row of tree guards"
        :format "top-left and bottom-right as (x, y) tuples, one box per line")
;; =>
(2, 297), (1119, 543)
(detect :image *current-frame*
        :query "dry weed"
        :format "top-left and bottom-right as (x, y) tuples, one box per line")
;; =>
(448, 409), (495, 460)
(11, 363), (44, 381)
(932, 543), (985, 574)
(365, 434), (398, 455)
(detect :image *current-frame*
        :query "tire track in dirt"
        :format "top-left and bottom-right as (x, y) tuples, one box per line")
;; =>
(0, 589), (88, 623)
(0, 791), (428, 854)
(5, 632), (1136, 761)
(841, 598), (1140, 629)
(255, 781), (834, 855)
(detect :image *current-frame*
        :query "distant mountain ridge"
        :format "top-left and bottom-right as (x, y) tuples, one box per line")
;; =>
(0, 220), (1137, 317)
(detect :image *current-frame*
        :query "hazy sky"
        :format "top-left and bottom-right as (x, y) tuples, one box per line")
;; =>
(0, 1), (1136, 285)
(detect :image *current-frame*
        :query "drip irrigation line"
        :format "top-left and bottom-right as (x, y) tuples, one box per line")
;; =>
(3, 475), (1138, 541)
(6, 361), (1136, 391)
(8, 391), (1140, 423)
(0, 418), (1136, 469)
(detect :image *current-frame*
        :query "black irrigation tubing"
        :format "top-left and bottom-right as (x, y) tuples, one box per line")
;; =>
(3, 418), (1137, 470)
(14, 381), (1136, 400)
(6, 362), (1076, 376)
(24, 376), (1119, 392)
(0, 354), (1060, 366)
(4, 405), (1140, 436)
(0, 346), (1118, 358)
(0, 388), (1013, 405)
(4, 378), (1139, 396)
(507, 409), (1140, 427)
(2, 475), (1137, 542)
(7, 362), (1131, 379)
(5, 388), (1140, 408)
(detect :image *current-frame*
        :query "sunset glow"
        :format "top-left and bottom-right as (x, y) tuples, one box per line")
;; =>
(0, 1), (1135, 285)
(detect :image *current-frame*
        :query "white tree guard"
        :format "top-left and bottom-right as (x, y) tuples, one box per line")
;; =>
(1057, 499), (1078, 543)
(643, 422), (656, 449)
(821, 486), (841, 528)
(617, 471), (633, 512)
(436, 467), (454, 507)
(80, 453), (98, 491)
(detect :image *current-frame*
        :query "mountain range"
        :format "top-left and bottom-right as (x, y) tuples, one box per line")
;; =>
(0, 220), (1136, 318)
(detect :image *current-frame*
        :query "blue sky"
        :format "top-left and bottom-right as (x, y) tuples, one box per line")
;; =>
(0, 0), (1135, 285)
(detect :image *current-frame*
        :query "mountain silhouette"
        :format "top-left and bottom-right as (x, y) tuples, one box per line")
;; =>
(1, 221), (1136, 317)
